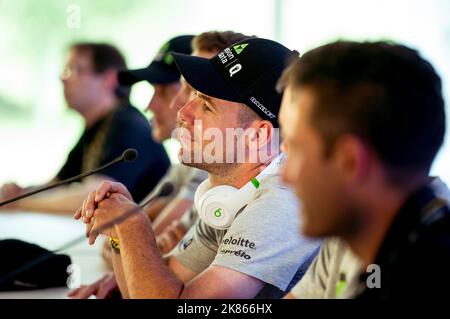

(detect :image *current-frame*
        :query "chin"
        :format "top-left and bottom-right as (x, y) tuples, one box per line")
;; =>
(152, 130), (164, 143)
(298, 210), (328, 239)
(300, 223), (318, 238)
(63, 97), (72, 107)
(157, 126), (172, 142)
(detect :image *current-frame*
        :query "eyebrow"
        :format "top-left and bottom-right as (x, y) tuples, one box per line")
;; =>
(196, 92), (219, 113)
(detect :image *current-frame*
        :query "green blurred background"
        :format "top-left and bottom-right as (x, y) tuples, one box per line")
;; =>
(0, 0), (449, 186)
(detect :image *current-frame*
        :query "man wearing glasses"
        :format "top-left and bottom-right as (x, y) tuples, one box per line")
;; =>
(0, 42), (170, 214)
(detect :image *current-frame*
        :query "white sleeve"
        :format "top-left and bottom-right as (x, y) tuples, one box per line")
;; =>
(289, 238), (337, 299)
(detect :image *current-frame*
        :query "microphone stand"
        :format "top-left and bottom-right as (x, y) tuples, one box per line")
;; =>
(0, 183), (173, 287)
(0, 149), (136, 207)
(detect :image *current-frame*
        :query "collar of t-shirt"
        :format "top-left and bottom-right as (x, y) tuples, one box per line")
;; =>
(83, 102), (130, 135)
(357, 184), (449, 295)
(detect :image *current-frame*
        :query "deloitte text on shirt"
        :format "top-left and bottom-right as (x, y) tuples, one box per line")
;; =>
(170, 174), (321, 296)
(219, 236), (256, 260)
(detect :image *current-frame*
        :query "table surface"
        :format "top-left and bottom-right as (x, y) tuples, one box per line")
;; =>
(0, 211), (108, 299)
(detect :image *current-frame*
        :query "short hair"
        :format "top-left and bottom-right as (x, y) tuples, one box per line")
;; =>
(192, 31), (256, 54)
(237, 103), (261, 128)
(278, 41), (446, 183)
(69, 42), (130, 100)
(193, 31), (262, 127)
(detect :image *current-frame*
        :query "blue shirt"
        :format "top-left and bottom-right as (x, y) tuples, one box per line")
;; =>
(57, 103), (170, 202)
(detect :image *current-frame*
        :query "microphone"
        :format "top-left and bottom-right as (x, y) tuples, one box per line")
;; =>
(0, 149), (138, 207)
(0, 181), (174, 288)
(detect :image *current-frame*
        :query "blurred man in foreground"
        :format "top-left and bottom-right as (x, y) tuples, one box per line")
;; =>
(278, 40), (450, 299)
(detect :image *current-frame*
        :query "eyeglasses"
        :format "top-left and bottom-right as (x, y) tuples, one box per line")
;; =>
(60, 64), (93, 80)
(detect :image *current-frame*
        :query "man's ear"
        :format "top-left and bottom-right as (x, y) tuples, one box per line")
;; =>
(248, 120), (274, 150)
(333, 134), (371, 184)
(102, 69), (119, 91)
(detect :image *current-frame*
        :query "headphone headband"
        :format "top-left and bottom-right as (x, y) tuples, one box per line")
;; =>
(194, 153), (284, 229)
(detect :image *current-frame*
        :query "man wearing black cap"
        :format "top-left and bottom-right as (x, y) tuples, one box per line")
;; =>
(77, 38), (320, 299)
(119, 35), (195, 143)
(69, 32), (256, 299)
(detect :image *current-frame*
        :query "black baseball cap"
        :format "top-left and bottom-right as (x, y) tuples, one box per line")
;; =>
(118, 35), (194, 85)
(172, 38), (297, 127)
(0, 239), (71, 291)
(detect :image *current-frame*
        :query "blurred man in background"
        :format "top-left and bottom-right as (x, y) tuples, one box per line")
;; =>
(0, 42), (170, 213)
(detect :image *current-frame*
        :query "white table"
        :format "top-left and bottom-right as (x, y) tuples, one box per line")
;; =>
(0, 211), (108, 299)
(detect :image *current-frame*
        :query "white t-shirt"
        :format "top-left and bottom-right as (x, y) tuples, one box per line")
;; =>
(170, 173), (321, 298)
(141, 164), (208, 204)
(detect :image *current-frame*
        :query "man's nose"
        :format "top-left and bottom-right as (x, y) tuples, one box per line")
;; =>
(169, 92), (185, 112)
(177, 98), (196, 126)
(60, 72), (69, 83)
(147, 96), (159, 113)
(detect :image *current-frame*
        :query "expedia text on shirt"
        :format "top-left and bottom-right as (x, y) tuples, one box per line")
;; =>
(219, 249), (252, 259)
(219, 236), (256, 260)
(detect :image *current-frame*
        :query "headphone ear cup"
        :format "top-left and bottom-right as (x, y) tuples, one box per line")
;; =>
(198, 185), (238, 229)
(194, 179), (211, 213)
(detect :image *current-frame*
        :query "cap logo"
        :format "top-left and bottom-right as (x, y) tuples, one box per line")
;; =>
(233, 43), (248, 55)
(163, 52), (174, 65)
(229, 64), (242, 77)
(155, 42), (170, 62)
(250, 97), (276, 119)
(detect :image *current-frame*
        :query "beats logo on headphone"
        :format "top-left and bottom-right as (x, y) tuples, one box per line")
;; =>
(194, 154), (283, 230)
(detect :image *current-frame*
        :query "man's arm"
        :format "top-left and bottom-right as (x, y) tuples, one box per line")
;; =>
(111, 243), (130, 298)
(114, 212), (264, 299)
(3, 175), (112, 214)
(110, 244), (199, 298)
(80, 182), (264, 299)
(144, 197), (170, 221)
(152, 198), (193, 236)
(284, 239), (335, 299)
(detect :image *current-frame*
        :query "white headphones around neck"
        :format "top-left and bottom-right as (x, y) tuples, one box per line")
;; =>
(194, 154), (284, 230)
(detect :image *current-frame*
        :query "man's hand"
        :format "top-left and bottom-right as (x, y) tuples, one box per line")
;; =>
(87, 192), (142, 245)
(157, 220), (188, 255)
(73, 181), (132, 223)
(0, 182), (24, 209)
(67, 273), (120, 299)
(0, 182), (24, 199)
